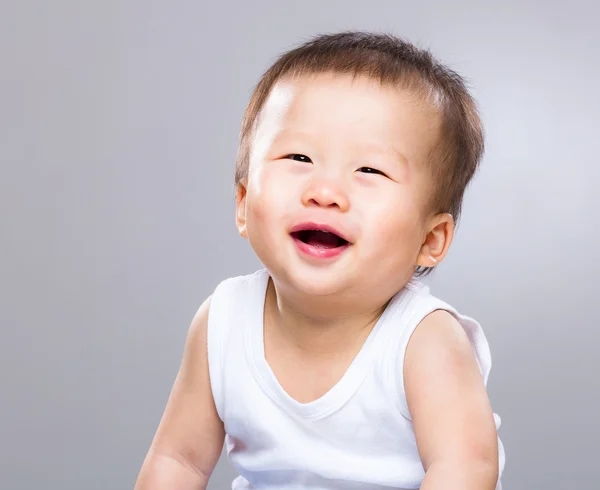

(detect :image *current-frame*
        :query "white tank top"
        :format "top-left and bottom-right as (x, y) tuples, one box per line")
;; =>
(207, 270), (505, 489)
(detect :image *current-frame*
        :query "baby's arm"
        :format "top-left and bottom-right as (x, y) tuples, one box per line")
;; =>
(404, 310), (499, 490)
(135, 297), (225, 490)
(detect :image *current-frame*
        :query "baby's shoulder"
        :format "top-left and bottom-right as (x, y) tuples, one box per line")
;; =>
(211, 269), (267, 298)
(392, 282), (493, 386)
(207, 269), (268, 330)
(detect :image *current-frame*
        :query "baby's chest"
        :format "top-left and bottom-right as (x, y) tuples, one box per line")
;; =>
(266, 357), (351, 405)
(222, 367), (417, 455)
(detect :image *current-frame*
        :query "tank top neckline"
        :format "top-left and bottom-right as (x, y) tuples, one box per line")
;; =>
(243, 269), (421, 419)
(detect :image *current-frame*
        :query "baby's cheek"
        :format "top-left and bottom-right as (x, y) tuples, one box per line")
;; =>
(372, 210), (422, 258)
(245, 202), (275, 262)
(373, 198), (415, 233)
(247, 188), (285, 236)
(247, 199), (271, 231)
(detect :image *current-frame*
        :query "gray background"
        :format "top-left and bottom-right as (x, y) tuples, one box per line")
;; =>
(1, 1), (598, 489)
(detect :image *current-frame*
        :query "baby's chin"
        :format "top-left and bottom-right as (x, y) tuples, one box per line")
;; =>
(271, 263), (359, 299)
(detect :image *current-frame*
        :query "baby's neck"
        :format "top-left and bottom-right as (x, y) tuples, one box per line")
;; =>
(264, 278), (389, 358)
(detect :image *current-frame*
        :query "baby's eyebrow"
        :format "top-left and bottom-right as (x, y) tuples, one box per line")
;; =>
(359, 142), (409, 166)
(270, 130), (409, 166)
(271, 129), (318, 143)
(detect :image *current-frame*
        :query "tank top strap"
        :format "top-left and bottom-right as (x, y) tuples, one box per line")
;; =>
(207, 270), (265, 420)
(378, 281), (493, 420)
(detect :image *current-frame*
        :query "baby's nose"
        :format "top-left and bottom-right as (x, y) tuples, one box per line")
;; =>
(301, 178), (350, 211)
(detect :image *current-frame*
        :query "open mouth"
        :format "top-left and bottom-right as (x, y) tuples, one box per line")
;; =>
(290, 229), (349, 249)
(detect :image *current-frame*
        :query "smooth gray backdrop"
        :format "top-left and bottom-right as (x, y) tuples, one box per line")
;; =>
(1, 1), (598, 489)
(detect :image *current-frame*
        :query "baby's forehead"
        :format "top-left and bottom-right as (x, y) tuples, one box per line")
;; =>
(259, 73), (441, 150)
(265, 73), (439, 123)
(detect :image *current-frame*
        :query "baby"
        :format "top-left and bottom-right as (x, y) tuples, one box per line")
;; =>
(135, 31), (505, 490)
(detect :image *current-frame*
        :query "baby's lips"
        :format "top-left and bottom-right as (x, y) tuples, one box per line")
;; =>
(289, 221), (353, 244)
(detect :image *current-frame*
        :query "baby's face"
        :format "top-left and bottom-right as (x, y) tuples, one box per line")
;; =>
(238, 73), (442, 304)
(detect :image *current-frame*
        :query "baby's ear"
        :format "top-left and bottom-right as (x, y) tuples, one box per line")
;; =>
(416, 213), (454, 268)
(235, 182), (248, 238)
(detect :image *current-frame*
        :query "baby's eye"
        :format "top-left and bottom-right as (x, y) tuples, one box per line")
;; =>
(357, 166), (387, 177)
(285, 154), (312, 163)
